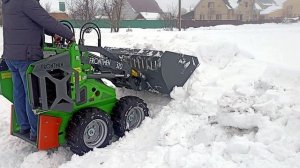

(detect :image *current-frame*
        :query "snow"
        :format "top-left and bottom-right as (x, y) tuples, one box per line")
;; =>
(273, 0), (287, 6)
(255, 3), (263, 10)
(261, 5), (282, 14)
(1, 23), (300, 168)
(228, 0), (239, 9)
(139, 12), (161, 20)
(260, 0), (287, 14)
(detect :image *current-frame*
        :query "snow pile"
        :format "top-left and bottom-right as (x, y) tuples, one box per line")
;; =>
(1, 23), (300, 168)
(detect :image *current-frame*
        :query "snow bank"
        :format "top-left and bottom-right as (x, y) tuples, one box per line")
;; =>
(1, 23), (300, 168)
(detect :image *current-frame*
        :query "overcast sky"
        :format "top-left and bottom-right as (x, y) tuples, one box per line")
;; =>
(39, 0), (200, 12)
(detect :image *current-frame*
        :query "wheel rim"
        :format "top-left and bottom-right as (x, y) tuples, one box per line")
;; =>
(83, 119), (108, 148)
(126, 107), (145, 131)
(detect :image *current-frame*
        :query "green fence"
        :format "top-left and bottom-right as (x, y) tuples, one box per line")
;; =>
(66, 20), (174, 29)
(65, 19), (282, 30)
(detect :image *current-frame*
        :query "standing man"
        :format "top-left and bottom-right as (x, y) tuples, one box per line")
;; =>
(2, 0), (75, 141)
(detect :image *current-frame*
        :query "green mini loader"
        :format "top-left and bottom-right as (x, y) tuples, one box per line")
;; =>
(0, 22), (199, 155)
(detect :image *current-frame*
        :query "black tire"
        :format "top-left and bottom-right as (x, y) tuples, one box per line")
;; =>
(66, 108), (113, 156)
(112, 96), (149, 137)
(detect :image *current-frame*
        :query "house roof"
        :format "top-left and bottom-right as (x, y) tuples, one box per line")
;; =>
(127, 0), (163, 14)
(257, 0), (287, 14)
(50, 12), (69, 20)
(273, 0), (287, 6)
(195, 0), (234, 10)
(228, 0), (239, 8)
(257, 0), (276, 5)
(182, 11), (195, 20)
(255, 3), (263, 10)
(139, 12), (161, 20)
(260, 5), (282, 14)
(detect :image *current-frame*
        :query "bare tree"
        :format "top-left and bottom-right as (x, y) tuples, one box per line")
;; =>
(161, 5), (178, 31)
(178, 0), (181, 31)
(102, 0), (124, 33)
(66, 0), (102, 22)
(0, 0), (2, 25)
(44, 2), (52, 13)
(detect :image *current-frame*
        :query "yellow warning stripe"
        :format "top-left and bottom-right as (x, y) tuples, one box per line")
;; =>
(74, 67), (82, 73)
(1, 72), (12, 79)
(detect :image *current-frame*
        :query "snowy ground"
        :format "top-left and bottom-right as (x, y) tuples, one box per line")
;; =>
(1, 23), (300, 168)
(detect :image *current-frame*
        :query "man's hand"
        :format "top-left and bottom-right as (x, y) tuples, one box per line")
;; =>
(53, 34), (75, 47)
(53, 34), (62, 46)
(54, 34), (61, 41)
(70, 36), (76, 43)
(67, 36), (76, 46)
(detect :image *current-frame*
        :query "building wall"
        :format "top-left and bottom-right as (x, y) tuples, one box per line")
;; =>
(194, 0), (234, 20)
(264, 8), (283, 20)
(282, 0), (300, 17)
(235, 0), (260, 21)
(265, 0), (300, 20)
(50, 12), (69, 20)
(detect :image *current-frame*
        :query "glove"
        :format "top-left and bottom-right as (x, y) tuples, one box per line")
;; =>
(54, 34), (62, 46)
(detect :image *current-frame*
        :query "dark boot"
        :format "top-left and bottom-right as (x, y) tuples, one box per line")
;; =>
(19, 129), (30, 135)
(29, 134), (37, 142)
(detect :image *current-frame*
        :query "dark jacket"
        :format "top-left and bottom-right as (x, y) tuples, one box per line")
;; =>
(2, 0), (74, 60)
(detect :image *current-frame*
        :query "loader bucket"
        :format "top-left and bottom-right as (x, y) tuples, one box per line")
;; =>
(0, 59), (14, 102)
(104, 47), (199, 94)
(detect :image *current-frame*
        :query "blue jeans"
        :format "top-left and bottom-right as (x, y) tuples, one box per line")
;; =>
(6, 60), (37, 136)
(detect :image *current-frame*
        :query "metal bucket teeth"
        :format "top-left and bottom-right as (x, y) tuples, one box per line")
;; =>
(105, 47), (200, 94)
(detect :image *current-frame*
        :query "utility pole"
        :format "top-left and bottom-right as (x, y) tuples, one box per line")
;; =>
(178, 0), (182, 31)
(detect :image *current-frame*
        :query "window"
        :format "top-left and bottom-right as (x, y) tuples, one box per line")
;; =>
(287, 5), (293, 11)
(208, 2), (215, 9)
(216, 14), (222, 20)
(238, 14), (243, 21)
(287, 6), (293, 17)
(245, 2), (248, 8)
(199, 15), (205, 20)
